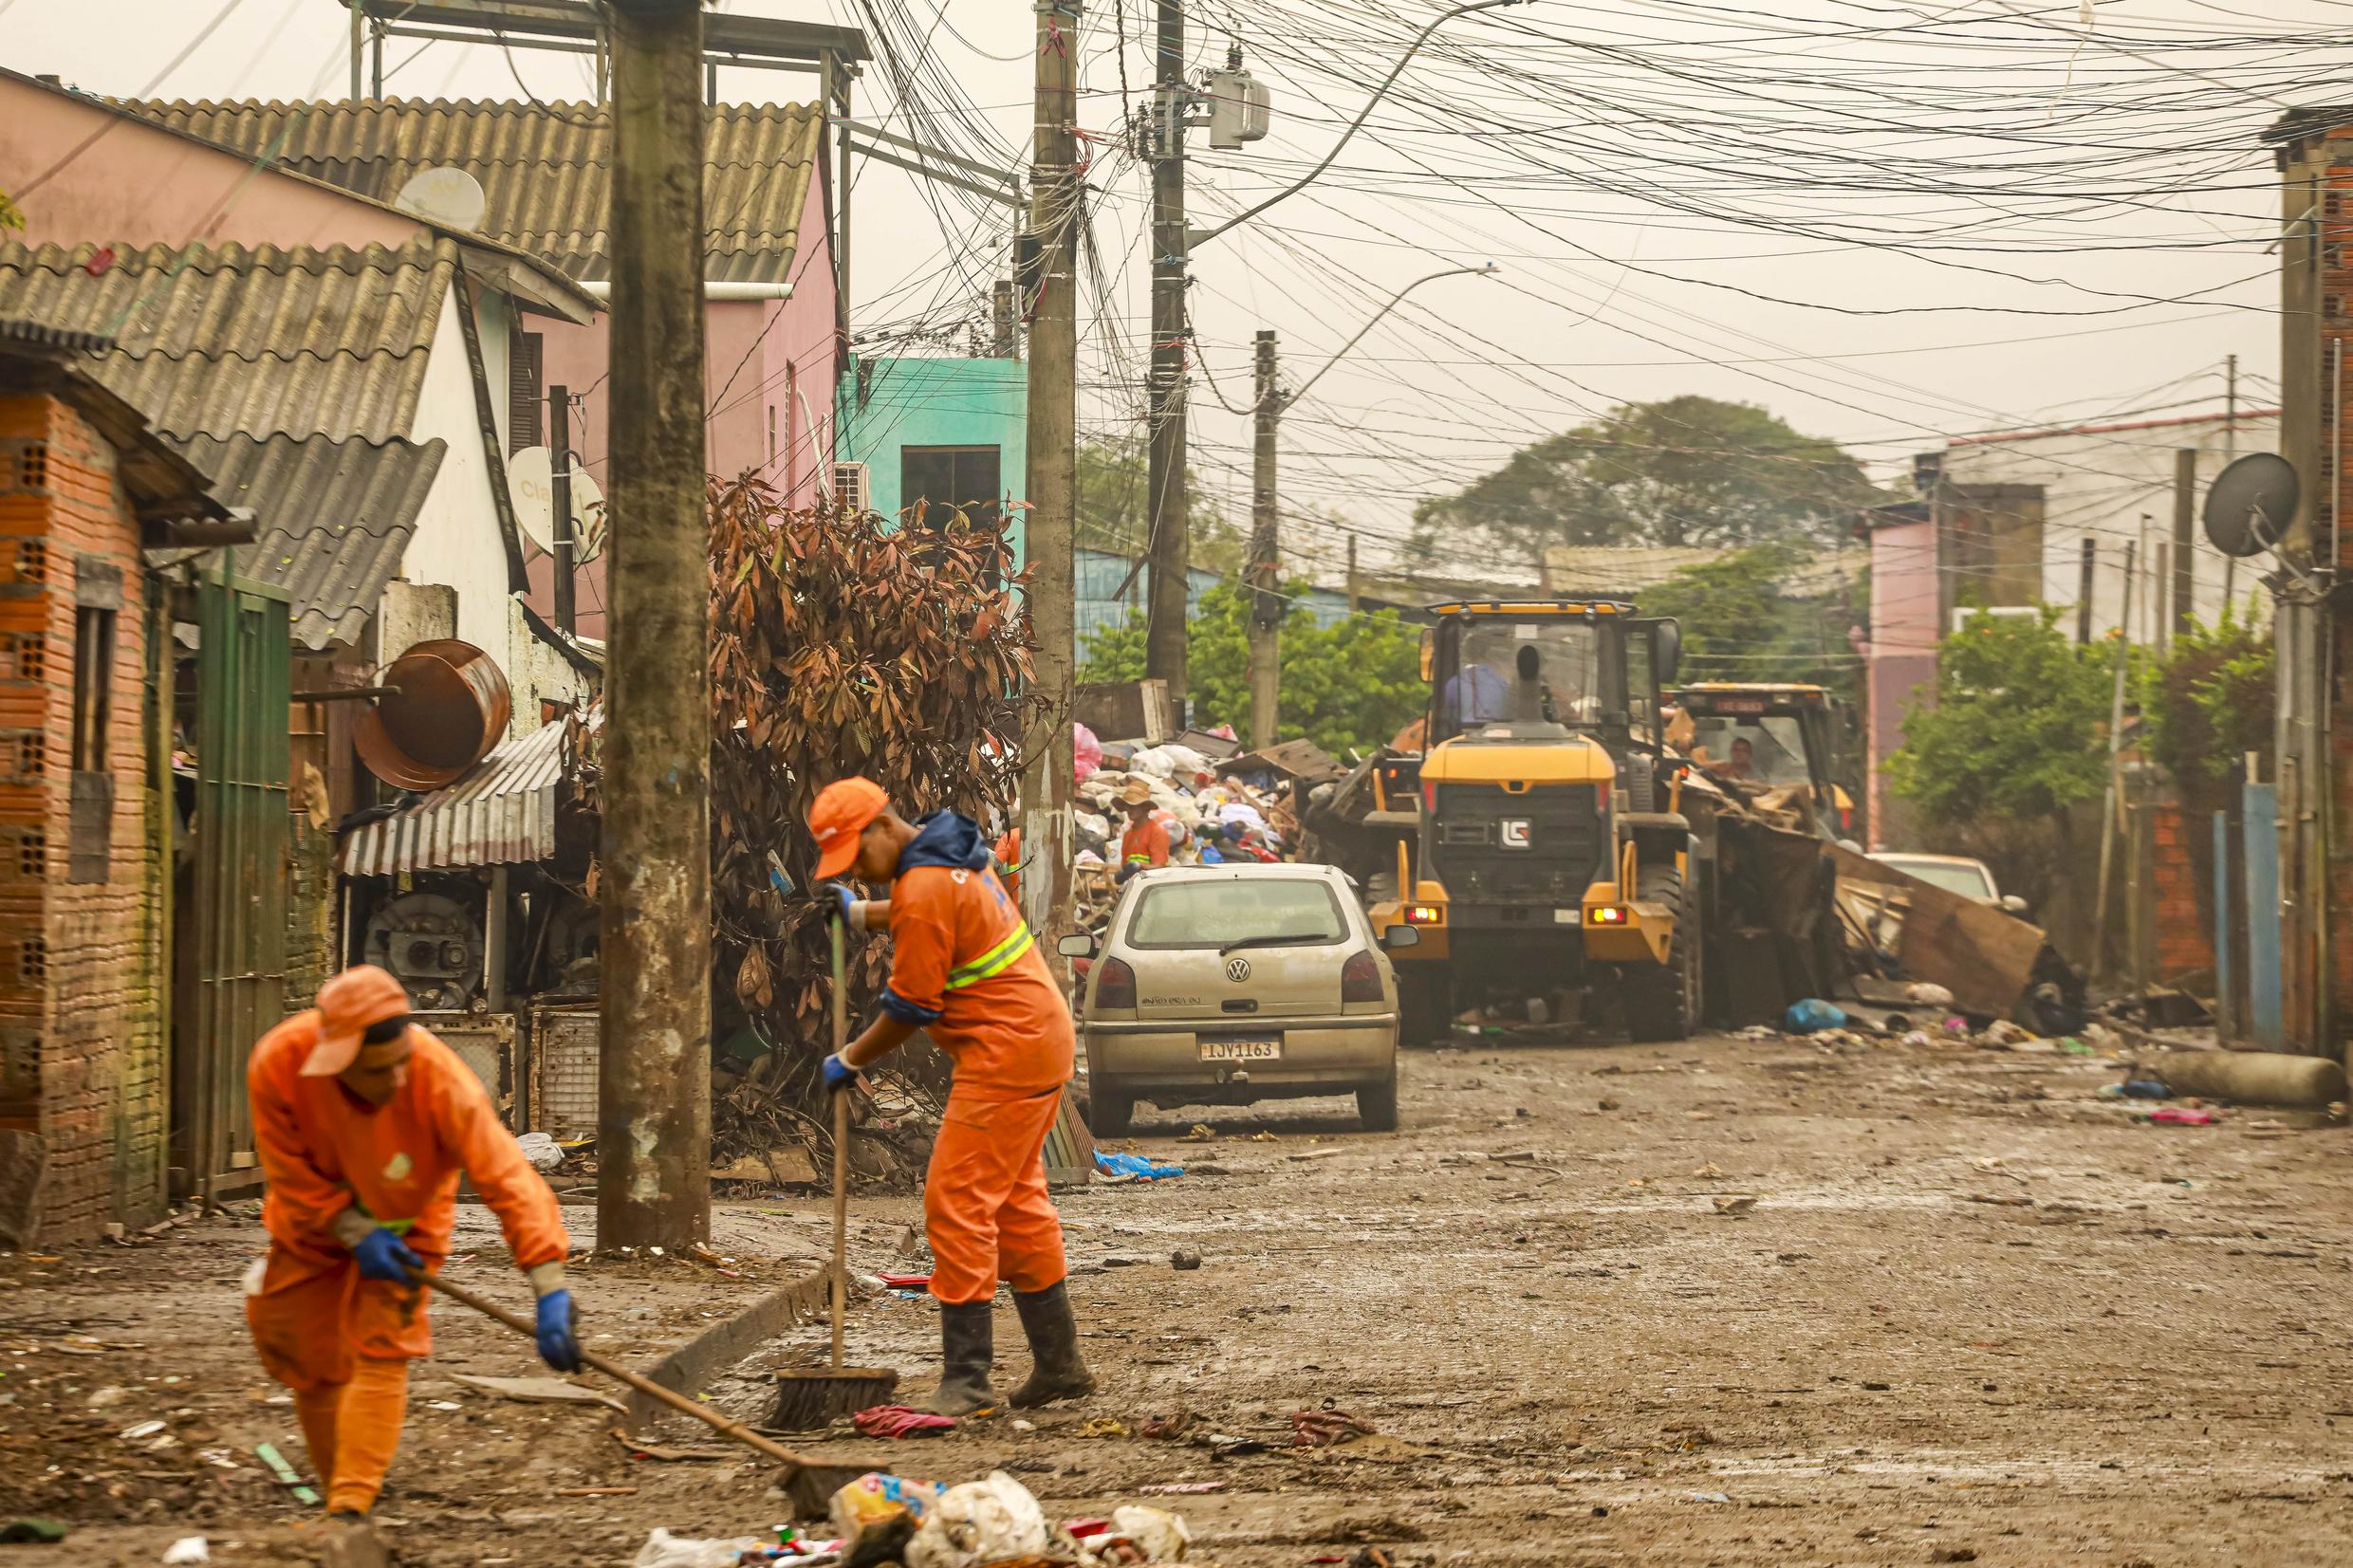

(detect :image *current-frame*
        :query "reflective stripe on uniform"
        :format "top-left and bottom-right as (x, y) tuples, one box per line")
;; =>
(945, 925), (1035, 990)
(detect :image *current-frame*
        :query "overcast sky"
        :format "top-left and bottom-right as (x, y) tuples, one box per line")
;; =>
(3, 0), (2333, 582)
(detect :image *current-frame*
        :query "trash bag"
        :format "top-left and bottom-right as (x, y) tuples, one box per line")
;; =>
(634, 1529), (771, 1568)
(515, 1132), (564, 1173)
(1074, 724), (1102, 783)
(1109, 1506), (1192, 1562)
(1783, 999), (1848, 1034)
(904, 1471), (1050, 1568)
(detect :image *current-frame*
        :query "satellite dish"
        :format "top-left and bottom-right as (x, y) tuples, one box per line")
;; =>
(507, 445), (607, 564)
(2202, 452), (2299, 559)
(393, 166), (488, 232)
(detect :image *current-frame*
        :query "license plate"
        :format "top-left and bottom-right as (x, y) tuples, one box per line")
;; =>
(1198, 1038), (1280, 1061)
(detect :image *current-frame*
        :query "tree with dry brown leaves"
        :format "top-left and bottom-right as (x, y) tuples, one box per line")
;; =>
(704, 479), (1044, 1152)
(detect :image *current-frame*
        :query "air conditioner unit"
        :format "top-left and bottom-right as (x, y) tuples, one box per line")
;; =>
(833, 461), (871, 512)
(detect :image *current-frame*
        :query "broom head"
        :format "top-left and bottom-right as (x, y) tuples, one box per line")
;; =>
(771, 1366), (899, 1431)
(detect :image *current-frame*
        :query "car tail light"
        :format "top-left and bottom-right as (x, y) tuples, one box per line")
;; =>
(1404, 903), (1442, 924)
(1421, 779), (1436, 813)
(1341, 950), (1382, 1005)
(1840, 805), (1854, 831)
(1595, 779), (1610, 815)
(1094, 956), (1137, 1011)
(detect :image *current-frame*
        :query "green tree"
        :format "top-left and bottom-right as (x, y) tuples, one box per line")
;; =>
(1079, 584), (1424, 758)
(1638, 541), (1864, 701)
(2142, 600), (2273, 789)
(1075, 435), (1246, 576)
(1887, 607), (2119, 839)
(1408, 395), (1881, 577)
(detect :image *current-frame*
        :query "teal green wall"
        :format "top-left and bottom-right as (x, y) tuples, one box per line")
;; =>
(838, 355), (1028, 568)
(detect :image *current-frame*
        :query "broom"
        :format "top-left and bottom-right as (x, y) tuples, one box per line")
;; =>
(772, 911), (899, 1430)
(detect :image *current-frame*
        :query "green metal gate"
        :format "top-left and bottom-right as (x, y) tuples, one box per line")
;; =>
(189, 561), (290, 1196)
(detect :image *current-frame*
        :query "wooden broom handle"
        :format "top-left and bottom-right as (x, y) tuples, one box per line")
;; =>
(417, 1271), (810, 1468)
(830, 917), (850, 1371)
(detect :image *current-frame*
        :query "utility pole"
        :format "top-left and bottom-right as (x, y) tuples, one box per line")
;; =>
(549, 382), (576, 636)
(1246, 330), (1282, 747)
(2173, 447), (2196, 638)
(2092, 542), (2136, 984)
(2076, 535), (2095, 645)
(1018, 0), (1082, 941)
(1141, 0), (1516, 712)
(1141, 0), (1191, 710)
(600, 0), (711, 1249)
(1346, 532), (1361, 615)
(2222, 354), (2239, 605)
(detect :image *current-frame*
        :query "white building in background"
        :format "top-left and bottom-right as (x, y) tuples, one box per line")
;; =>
(1930, 407), (2281, 640)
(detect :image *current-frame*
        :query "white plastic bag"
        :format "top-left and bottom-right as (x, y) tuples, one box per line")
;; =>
(1111, 1506), (1192, 1563)
(633, 1528), (770, 1568)
(904, 1470), (1050, 1568)
(515, 1132), (565, 1173)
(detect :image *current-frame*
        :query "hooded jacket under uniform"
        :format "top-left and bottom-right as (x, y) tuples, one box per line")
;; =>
(879, 812), (1076, 1303)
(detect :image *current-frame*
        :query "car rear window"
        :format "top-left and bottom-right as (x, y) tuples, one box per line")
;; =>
(1126, 877), (1348, 950)
(1883, 858), (1994, 899)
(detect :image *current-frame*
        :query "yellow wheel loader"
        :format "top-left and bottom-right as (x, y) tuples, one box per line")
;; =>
(1362, 598), (1708, 1044)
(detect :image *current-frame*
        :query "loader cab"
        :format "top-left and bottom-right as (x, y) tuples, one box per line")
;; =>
(1424, 600), (1678, 756)
(1671, 684), (1853, 838)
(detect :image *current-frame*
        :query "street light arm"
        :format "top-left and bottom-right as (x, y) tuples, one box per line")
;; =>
(1191, 0), (1529, 249)
(1286, 264), (1500, 408)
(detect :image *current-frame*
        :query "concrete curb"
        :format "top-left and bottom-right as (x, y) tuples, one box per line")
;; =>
(625, 1267), (830, 1430)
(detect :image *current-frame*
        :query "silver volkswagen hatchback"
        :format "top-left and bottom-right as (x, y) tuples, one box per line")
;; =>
(1061, 864), (1417, 1135)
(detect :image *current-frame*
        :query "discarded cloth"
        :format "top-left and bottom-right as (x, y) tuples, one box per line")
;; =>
(1291, 1406), (1376, 1448)
(634, 1527), (773, 1568)
(854, 1404), (959, 1440)
(1095, 1151), (1185, 1183)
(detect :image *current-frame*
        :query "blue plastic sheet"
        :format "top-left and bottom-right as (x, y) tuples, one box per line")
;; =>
(1095, 1150), (1185, 1182)
(1783, 998), (1848, 1034)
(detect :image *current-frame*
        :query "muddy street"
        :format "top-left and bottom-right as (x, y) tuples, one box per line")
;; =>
(9, 1031), (2353, 1566)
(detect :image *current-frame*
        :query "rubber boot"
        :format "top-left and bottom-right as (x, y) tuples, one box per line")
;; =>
(321, 1512), (390, 1568)
(1009, 1282), (1097, 1408)
(920, 1301), (998, 1416)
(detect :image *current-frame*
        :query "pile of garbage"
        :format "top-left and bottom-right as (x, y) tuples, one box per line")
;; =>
(636, 1468), (1192, 1568)
(1070, 724), (1301, 928)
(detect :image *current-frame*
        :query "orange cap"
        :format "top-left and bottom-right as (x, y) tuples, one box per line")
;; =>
(810, 776), (888, 880)
(300, 965), (414, 1077)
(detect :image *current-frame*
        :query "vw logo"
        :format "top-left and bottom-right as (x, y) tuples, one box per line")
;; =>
(1225, 957), (1252, 983)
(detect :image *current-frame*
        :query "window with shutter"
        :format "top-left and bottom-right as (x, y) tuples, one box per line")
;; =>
(509, 331), (545, 454)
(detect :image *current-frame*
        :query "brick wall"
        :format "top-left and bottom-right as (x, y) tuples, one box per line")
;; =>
(2148, 802), (2215, 983)
(0, 393), (166, 1241)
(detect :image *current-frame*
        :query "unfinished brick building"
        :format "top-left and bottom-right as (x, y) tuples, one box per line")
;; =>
(0, 321), (238, 1245)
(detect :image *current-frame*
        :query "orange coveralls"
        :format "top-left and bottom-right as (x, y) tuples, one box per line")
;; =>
(246, 1015), (568, 1512)
(882, 861), (1076, 1304)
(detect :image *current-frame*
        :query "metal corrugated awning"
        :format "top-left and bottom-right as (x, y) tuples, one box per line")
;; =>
(340, 718), (571, 875)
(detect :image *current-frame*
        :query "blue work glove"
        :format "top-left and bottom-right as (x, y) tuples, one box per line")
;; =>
(824, 882), (859, 924)
(535, 1287), (582, 1373)
(351, 1227), (422, 1284)
(820, 1053), (861, 1095)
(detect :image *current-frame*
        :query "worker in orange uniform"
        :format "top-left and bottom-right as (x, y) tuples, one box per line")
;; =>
(245, 965), (578, 1535)
(1115, 778), (1169, 883)
(810, 778), (1095, 1415)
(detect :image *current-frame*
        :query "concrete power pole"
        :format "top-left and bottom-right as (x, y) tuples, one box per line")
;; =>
(1019, 0), (1082, 940)
(600, 0), (711, 1249)
(1246, 330), (1282, 747)
(549, 382), (576, 636)
(2173, 447), (2197, 638)
(1142, 0), (1192, 710)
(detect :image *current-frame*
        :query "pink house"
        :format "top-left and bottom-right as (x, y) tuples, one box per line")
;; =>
(1862, 499), (1937, 852)
(103, 91), (842, 641)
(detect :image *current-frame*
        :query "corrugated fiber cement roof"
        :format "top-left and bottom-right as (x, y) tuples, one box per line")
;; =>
(119, 97), (824, 285)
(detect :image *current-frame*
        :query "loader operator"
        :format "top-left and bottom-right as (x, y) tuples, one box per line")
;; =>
(244, 965), (578, 1540)
(809, 777), (1097, 1416)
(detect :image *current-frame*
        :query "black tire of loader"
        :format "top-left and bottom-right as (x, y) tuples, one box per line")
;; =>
(1622, 861), (1698, 1042)
(1398, 968), (1453, 1049)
